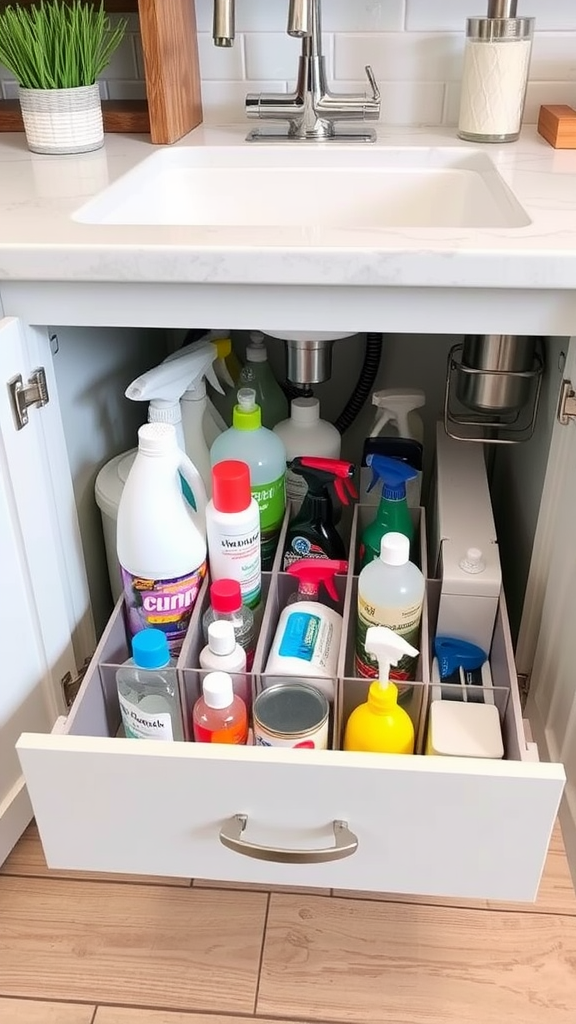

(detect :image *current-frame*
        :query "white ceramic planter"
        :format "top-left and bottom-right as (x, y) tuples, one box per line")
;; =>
(18, 83), (104, 155)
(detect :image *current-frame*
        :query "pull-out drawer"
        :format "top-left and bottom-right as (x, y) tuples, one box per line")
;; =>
(17, 508), (565, 901)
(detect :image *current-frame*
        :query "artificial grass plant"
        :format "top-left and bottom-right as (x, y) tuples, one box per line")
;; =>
(0, 1), (127, 90)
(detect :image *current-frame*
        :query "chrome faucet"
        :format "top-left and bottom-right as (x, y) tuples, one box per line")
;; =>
(212, 0), (381, 142)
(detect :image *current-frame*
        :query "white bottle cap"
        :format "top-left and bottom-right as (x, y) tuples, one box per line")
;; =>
(246, 331), (267, 363)
(459, 547), (486, 574)
(207, 620), (236, 656)
(202, 671), (234, 710)
(291, 397), (320, 426)
(137, 422), (177, 455)
(148, 401), (182, 426)
(380, 532), (409, 566)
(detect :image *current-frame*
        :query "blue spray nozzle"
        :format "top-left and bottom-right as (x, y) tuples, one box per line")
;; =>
(365, 454), (418, 500)
(434, 636), (487, 680)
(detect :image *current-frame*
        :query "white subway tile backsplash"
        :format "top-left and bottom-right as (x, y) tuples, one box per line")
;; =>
(335, 33), (464, 82)
(198, 31), (245, 79)
(407, 0), (576, 32)
(2, 0), (576, 132)
(201, 80), (288, 123)
(245, 32), (306, 80)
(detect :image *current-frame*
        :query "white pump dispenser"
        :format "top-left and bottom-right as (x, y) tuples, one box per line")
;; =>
(125, 341), (225, 495)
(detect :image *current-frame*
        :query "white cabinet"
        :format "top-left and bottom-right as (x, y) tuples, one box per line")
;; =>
(2, 314), (576, 897)
(0, 318), (85, 862)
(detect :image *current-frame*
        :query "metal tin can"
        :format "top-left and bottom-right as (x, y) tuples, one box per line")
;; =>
(253, 682), (330, 749)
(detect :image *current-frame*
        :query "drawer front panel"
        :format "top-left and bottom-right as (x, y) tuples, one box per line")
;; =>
(17, 731), (564, 901)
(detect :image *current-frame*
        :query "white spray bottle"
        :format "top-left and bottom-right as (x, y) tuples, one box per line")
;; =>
(361, 389), (425, 507)
(126, 341), (225, 495)
(344, 626), (418, 754)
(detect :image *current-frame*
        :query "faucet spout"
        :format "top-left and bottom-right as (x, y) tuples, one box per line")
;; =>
(213, 0), (234, 47)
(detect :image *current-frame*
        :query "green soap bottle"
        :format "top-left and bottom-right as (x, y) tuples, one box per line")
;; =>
(359, 454), (417, 569)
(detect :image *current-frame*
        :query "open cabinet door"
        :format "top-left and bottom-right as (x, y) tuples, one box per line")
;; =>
(0, 317), (80, 864)
(523, 335), (576, 881)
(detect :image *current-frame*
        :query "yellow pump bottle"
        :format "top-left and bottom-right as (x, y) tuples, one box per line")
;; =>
(344, 626), (417, 755)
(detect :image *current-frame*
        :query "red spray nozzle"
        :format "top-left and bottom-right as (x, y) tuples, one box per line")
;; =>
(287, 558), (348, 602)
(291, 457), (358, 506)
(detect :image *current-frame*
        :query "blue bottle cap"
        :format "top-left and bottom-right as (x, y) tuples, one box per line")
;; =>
(365, 454), (418, 499)
(132, 629), (171, 669)
(434, 636), (487, 680)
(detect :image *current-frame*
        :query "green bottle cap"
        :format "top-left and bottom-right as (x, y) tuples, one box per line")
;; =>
(233, 387), (261, 431)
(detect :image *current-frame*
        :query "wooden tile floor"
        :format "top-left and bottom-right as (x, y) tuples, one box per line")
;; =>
(1, 823), (576, 1024)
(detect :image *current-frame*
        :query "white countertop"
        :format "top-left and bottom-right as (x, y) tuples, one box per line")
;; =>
(1, 124), (576, 291)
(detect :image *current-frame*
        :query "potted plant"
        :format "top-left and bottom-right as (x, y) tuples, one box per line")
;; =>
(0, 0), (126, 154)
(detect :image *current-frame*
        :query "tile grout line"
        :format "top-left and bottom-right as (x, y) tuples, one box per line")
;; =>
(253, 891), (272, 1015)
(89, 1006), (98, 1024)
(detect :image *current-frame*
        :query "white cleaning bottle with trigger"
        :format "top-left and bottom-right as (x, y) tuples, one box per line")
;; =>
(361, 389), (425, 507)
(125, 340), (226, 495)
(344, 626), (417, 754)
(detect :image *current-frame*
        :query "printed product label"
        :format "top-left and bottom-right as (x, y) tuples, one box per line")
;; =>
(277, 611), (337, 674)
(283, 536), (329, 569)
(254, 720), (328, 750)
(251, 474), (285, 571)
(355, 594), (422, 683)
(213, 526), (261, 608)
(194, 720), (248, 744)
(121, 562), (206, 656)
(119, 693), (174, 741)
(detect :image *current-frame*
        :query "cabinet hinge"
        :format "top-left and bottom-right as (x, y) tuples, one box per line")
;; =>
(557, 379), (576, 426)
(8, 366), (49, 430)
(61, 657), (91, 709)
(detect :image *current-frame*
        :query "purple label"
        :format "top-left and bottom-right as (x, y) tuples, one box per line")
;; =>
(121, 562), (206, 655)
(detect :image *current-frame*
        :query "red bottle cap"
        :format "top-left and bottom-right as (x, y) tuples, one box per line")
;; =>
(210, 578), (242, 613)
(212, 460), (251, 513)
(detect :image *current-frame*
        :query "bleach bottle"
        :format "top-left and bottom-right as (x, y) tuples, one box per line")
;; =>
(359, 454), (418, 569)
(117, 422), (208, 656)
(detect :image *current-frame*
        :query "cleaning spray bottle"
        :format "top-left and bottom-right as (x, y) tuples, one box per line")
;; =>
(361, 389), (425, 507)
(265, 558), (348, 702)
(359, 454), (417, 569)
(210, 388), (287, 571)
(117, 423), (208, 656)
(344, 626), (417, 754)
(126, 340), (225, 495)
(283, 457), (357, 569)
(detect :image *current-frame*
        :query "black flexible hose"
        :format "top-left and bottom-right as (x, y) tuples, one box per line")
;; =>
(335, 332), (383, 435)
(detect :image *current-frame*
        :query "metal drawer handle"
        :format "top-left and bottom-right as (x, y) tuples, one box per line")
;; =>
(219, 814), (358, 864)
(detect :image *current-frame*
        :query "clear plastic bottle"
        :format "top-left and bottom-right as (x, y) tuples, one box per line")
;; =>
(355, 532), (424, 686)
(116, 629), (184, 741)
(238, 331), (288, 429)
(199, 620), (247, 674)
(202, 579), (256, 669)
(192, 671), (248, 744)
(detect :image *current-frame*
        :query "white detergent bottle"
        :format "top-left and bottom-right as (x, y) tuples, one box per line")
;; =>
(361, 389), (425, 507)
(210, 388), (287, 571)
(126, 340), (226, 495)
(273, 397), (341, 512)
(265, 558), (348, 702)
(117, 422), (208, 656)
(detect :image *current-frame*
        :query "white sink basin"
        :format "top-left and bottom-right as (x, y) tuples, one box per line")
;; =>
(74, 146), (530, 230)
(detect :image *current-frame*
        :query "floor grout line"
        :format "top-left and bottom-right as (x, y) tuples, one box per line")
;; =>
(253, 891), (272, 1015)
(89, 1006), (98, 1024)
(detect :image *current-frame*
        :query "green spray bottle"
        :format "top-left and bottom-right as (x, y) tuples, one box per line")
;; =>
(359, 454), (417, 569)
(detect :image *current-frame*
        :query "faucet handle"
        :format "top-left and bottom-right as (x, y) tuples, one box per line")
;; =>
(365, 65), (380, 103)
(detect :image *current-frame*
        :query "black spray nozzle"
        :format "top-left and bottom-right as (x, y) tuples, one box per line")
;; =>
(289, 457), (357, 506)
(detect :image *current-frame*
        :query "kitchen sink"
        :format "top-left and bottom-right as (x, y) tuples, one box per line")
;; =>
(73, 145), (531, 230)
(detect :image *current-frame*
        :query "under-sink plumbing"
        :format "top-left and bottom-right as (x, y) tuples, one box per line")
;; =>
(212, 0), (381, 142)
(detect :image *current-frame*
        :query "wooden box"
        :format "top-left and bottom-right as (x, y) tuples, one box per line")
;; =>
(0, 0), (202, 143)
(537, 104), (576, 150)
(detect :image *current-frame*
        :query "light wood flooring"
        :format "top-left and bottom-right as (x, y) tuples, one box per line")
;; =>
(1, 822), (576, 1024)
